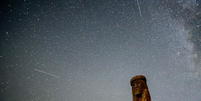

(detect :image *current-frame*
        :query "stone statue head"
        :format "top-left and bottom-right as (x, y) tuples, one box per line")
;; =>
(130, 75), (151, 101)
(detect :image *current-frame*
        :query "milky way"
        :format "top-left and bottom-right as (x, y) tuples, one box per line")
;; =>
(1, 0), (201, 101)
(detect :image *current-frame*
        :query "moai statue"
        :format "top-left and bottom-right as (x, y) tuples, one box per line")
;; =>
(130, 75), (151, 101)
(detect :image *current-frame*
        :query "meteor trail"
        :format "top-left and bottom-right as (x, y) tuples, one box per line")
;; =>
(136, 0), (142, 17)
(34, 69), (60, 78)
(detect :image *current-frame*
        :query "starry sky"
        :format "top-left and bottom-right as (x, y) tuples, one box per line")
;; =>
(1, 0), (201, 101)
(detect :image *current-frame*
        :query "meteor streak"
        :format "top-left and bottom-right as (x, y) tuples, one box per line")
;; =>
(34, 69), (60, 78)
(136, 0), (142, 17)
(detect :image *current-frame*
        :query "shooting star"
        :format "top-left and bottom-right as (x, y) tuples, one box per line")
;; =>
(136, 0), (142, 17)
(34, 69), (60, 78)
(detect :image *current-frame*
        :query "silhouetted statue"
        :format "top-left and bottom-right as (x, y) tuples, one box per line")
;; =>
(130, 75), (151, 101)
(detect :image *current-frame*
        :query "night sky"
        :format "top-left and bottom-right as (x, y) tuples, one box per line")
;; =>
(1, 0), (201, 101)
